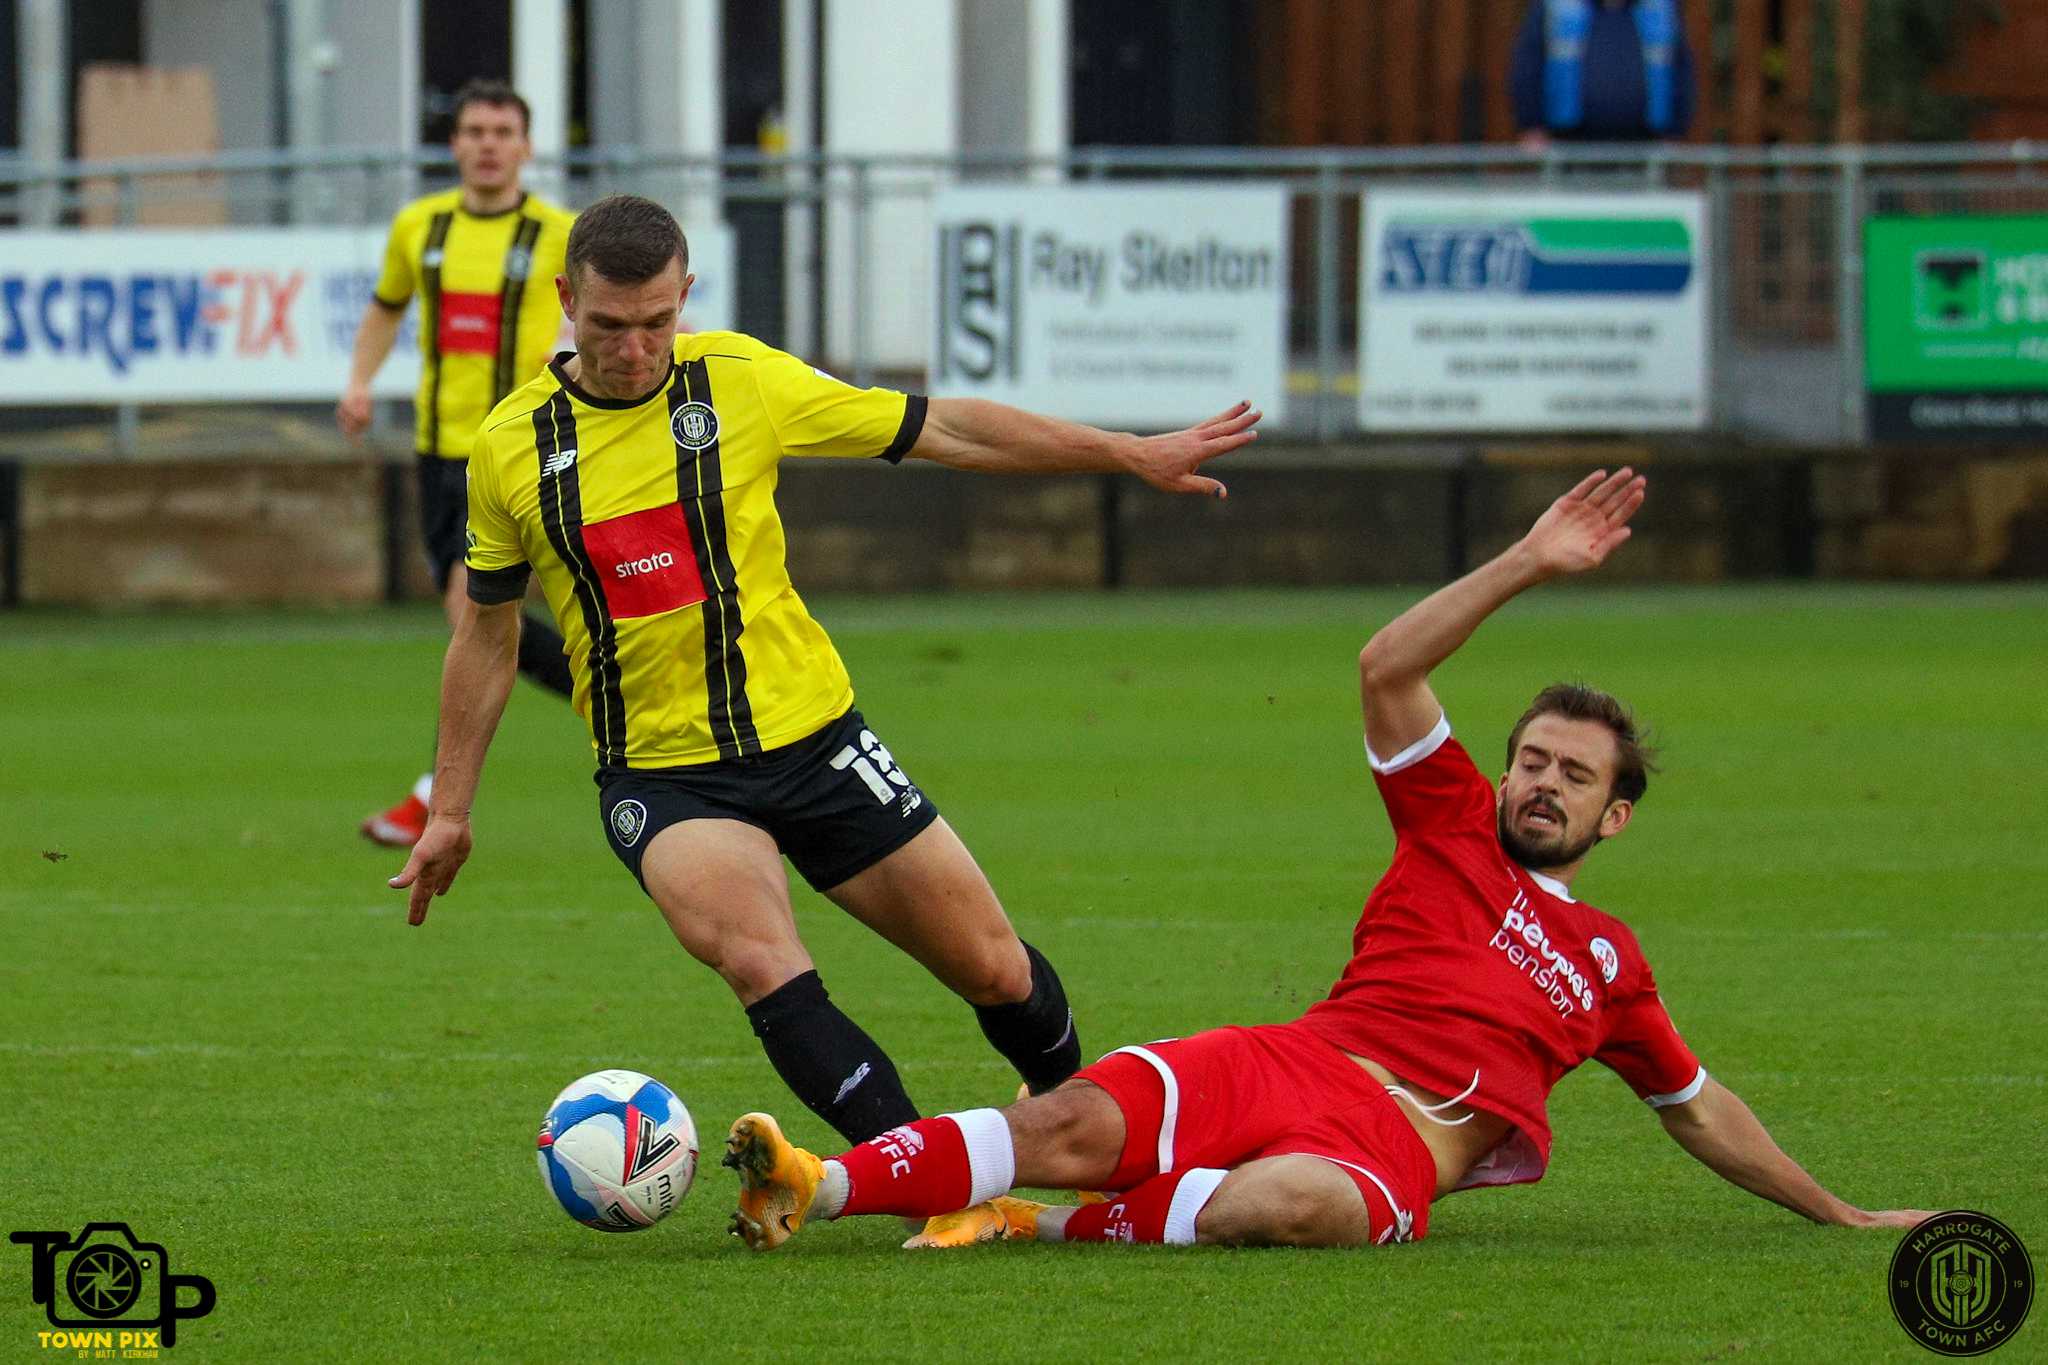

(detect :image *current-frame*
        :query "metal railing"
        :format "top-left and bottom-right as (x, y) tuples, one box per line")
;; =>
(4, 140), (2046, 448)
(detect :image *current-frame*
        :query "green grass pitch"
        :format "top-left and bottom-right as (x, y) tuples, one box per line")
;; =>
(2, 586), (2043, 1362)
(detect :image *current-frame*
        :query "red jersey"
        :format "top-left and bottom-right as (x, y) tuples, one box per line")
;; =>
(1297, 715), (1703, 1190)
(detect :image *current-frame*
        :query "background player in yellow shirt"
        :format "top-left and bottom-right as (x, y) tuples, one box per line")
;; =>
(335, 80), (578, 848)
(390, 195), (1260, 1153)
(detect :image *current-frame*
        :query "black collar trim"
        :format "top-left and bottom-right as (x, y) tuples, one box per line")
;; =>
(549, 352), (678, 410)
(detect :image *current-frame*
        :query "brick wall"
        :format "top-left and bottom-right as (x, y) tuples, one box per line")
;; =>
(6, 444), (2045, 607)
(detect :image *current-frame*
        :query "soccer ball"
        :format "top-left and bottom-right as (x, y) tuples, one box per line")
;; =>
(536, 1069), (698, 1232)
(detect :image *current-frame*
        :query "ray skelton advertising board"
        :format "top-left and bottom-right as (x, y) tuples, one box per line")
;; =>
(931, 185), (1289, 428)
(1359, 191), (1710, 432)
(0, 224), (733, 405)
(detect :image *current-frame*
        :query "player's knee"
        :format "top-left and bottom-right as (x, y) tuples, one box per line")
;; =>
(1270, 1188), (1369, 1248)
(706, 937), (812, 1004)
(1005, 1085), (1121, 1184)
(951, 932), (1031, 1007)
(1196, 1167), (1370, 1249)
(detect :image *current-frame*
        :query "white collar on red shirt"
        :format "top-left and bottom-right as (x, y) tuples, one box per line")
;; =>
(1368, 711), (1583, 906)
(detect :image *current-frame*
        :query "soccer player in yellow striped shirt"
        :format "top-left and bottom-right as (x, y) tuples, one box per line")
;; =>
(335, 80), (578, 849)
(391, 195), (1260, 1151)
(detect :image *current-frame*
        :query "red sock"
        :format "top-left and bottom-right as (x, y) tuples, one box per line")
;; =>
(835, 1117), (973, 1217)
(1059, 1168), (1227, 1245)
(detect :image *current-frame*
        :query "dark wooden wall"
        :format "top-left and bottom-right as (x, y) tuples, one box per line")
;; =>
(1242, 0), (1988, 148)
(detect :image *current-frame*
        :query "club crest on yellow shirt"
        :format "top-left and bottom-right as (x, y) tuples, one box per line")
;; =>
(671, 402), (719, 451)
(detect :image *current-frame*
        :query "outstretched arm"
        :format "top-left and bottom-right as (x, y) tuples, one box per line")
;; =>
(907, 398), (1259, 497)
(1358, 467), (1646, 760)
(388, 596), (523, 925)
(337, 300), (405, 439)
(1658, 1076), (1935, 1228)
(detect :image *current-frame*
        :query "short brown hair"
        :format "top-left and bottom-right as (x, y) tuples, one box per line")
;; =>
(452, 79), (531, 137)
(565, 194), (690, 287)
(1506, 683), (1658, 805)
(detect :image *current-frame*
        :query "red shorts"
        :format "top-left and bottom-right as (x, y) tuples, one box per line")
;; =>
(1073, 1021), (1439, 1243)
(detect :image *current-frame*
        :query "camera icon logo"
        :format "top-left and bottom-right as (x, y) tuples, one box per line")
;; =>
(9, 1223), (216, 1348)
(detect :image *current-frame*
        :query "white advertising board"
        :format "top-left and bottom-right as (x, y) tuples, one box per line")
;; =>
(931, 185), (1288, 428)
(0, 228), (419, 403)
(0, 221), (735, 404)
(1359, 191), (1710, 431)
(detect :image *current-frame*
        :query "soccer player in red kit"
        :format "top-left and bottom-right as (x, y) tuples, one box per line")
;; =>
(723, 468), (1936, 1251)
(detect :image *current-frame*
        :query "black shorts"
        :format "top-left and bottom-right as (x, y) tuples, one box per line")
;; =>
(596, 706), (941, 894)
(416, 453), (470, 590)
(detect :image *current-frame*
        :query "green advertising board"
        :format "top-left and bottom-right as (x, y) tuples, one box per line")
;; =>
(1865, 215), (2048, 440)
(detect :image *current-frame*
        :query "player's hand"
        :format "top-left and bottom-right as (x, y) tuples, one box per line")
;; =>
(1520, 467), (1647, 576)
(1844, 1207), (1942, 1230)
(1127, 401), (1261, 498)
(336, 384), (374, 440)
(389, 815), (473, 926)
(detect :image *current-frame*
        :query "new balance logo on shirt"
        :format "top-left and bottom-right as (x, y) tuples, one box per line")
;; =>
(542, 447), (578, 475)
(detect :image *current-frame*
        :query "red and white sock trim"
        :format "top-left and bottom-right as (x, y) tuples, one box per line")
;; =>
(945, 1107), (1015, 1206)
(1162, 1167), (1227, 1245)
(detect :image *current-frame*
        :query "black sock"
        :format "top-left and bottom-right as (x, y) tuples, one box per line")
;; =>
(974, 941), (1081, 1096)
(516, 614), (575, 697)
(743, 971), (919, 1145)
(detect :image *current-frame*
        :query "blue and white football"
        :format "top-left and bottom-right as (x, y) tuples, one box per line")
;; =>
(536, 1070), (697, 1232)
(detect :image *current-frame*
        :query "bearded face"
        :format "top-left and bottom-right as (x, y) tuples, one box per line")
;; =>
(1495, 714), (1630, 873)
(1497, 789), (1603, 869)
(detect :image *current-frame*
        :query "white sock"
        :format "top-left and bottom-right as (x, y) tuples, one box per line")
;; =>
(943, 1108), (1017, 1205)
(1164, 1168), (1229, 1246)
(411, 773), (433, 803)
(1035, 1205), (1076, 1243)
(813, 1160), (849, 1221)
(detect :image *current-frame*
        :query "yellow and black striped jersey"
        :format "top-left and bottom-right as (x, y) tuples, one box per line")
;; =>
(463, 331), (926, 768)
(374, 188), (575, 458)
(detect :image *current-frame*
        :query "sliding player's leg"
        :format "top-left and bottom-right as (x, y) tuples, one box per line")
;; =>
(910, 1025), (1433, 1250)
(725, 1080), (1126, 1251)
(726, 1023), (1318, 1251)
(1061, 1155), (1372, 1247)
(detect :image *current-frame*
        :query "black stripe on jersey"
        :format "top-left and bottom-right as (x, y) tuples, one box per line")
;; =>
(419, 211), (456, 456)
(672, 359), (760, 758)
(531, 391), (628, 765)
(880, 395), (928, 464)
(493, 216), (545, 402)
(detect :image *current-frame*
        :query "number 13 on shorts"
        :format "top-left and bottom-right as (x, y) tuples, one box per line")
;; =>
(829, 728), (922, 814)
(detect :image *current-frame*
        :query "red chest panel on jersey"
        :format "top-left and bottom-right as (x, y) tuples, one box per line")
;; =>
(581, 503), (706, 619)
(438, 291), (503, 354)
